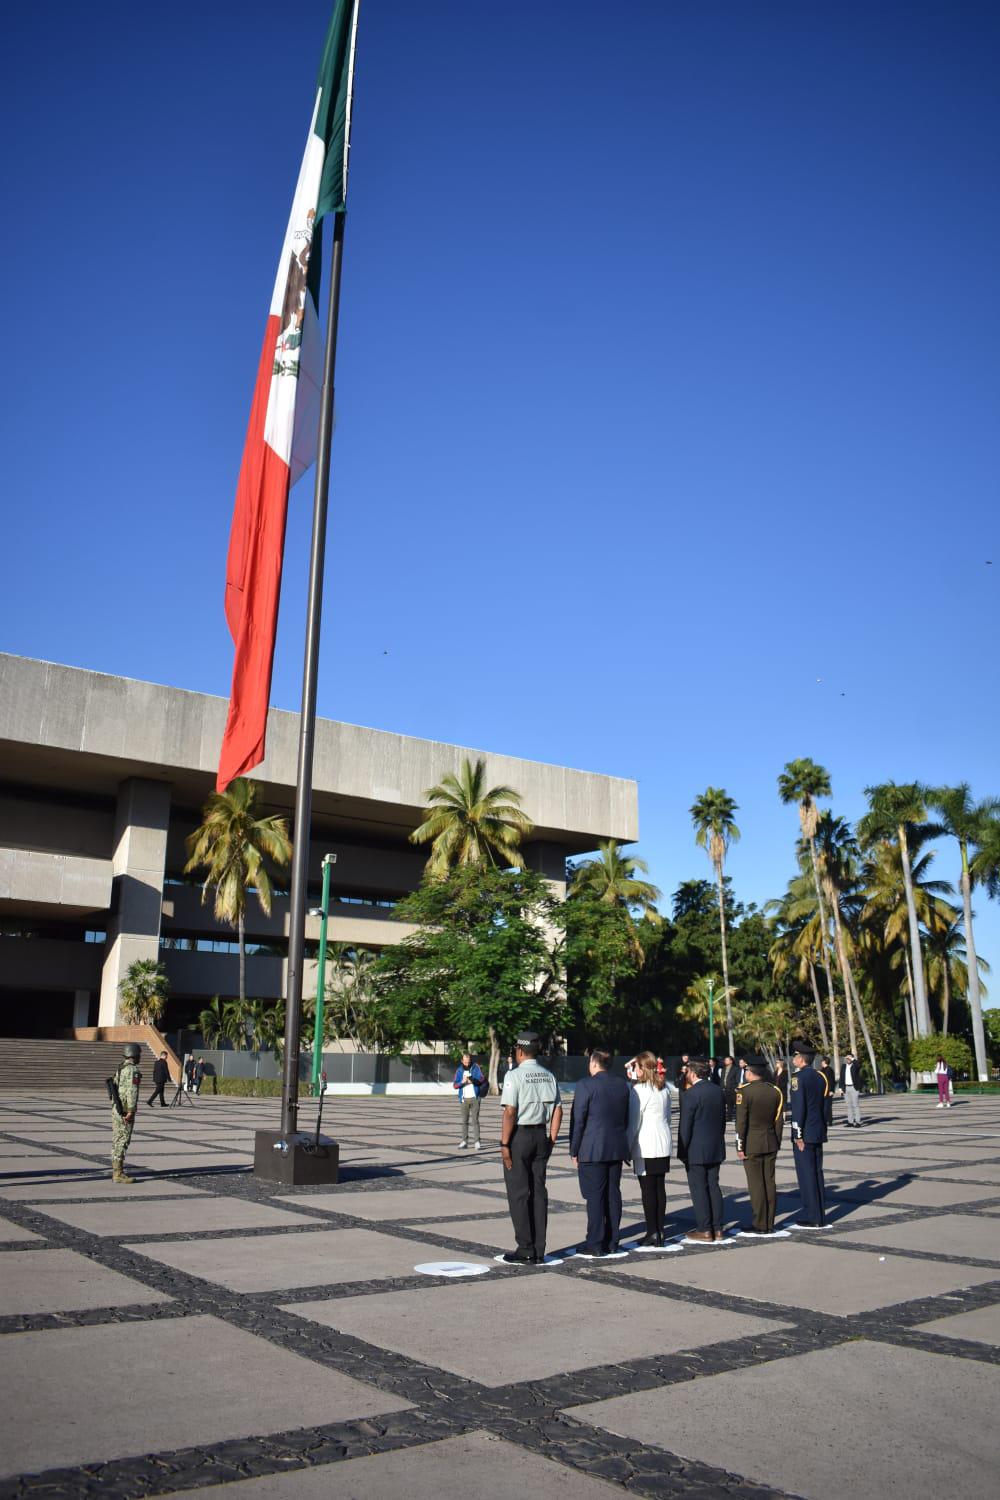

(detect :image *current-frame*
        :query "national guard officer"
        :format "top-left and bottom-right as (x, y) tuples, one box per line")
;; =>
(735, 1057), (784, 1234)
(110, 1042), (142, 1183)
(789, 1040), (828, 1226)
(498, 1031), (563, 1265)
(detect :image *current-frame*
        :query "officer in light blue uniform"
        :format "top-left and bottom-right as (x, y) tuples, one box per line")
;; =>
(790, 1040), (828, 1226)
(498, 1031), (562, 1264)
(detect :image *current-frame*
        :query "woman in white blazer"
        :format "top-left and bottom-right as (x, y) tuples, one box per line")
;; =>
(626, 1050), (673, 1247)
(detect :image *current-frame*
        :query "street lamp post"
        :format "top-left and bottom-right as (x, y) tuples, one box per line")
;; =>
(707, 979), (715, 1063)
(310, 853), (336, 1096)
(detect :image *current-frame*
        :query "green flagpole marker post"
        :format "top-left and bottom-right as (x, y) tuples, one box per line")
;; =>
(310, 852), (336, 1095)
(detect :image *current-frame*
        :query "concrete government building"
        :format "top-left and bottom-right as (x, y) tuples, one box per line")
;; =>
(0, 654), (639, 1041)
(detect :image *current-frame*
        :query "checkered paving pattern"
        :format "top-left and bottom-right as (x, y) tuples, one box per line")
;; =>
(0, 1088), (998, 1498)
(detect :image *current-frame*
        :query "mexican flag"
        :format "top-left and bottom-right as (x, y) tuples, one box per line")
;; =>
(217, 0), (360, 792)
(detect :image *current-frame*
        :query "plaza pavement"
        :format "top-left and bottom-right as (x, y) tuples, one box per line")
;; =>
(0, 1088), (998, 1498)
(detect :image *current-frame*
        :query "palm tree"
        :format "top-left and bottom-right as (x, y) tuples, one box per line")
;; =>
(858, 783), (939, 1037)
(118, 958), (169, 1027)
(813, 813), (880, 1086)
(777, 760), (840, 1067)
(690, 787), (740, 1053)
(767, 872), (830, 1049)
(971, 810), (1000, 899)
(924, 910), (989, 1038)
(861, 831), (953, 1043)
(197, 996), (230, 1049)
(569, 841), (662, 959)
(929, 785), (1000, 1079)
(409, 757), (533, 876)
(184, 778), (292, 1008)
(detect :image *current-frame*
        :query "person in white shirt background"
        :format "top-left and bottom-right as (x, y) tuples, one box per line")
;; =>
(625, 1050), (673, 1248)
(935, 1055), (953, 1108)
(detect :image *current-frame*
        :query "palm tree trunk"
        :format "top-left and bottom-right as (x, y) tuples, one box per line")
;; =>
(898, 826), (930, 1035)
(827, 891), (853, 1070)
(808, 962), (829, 1049)
(940, 960), (950, 1037)
(487, 1025), (501, 1096)
(961, 846), (988, 1081)
(808, 837), (839, 1064)
(715, 863), (734, 1054)
(842, 941), (880, 1092)
(238, 910), (246, 1008)
(902, 947), (917, 1040)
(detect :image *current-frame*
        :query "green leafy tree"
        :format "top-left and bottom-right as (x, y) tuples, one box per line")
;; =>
(930, 785), (1000, 1079)
(907, 1034), (973, 1078)
(858, 782), (939, 1037)
(118, 958), (169, 1027)
(777, 759), (840, 1068)
(563, 896), (642, 1044)
(184, 778), (292, 1007)
(564, 842), (662, 1042)
(690, 787), (741, 1054)
(675, 973), (738, 1052)
(408, 757), (533, 877)
(371, 865), (561, 1089)
(983, 1008), (1000, 1063)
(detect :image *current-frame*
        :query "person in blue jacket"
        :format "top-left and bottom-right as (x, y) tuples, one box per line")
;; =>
(790, 1040), (829, 1227)
(453, 1051), (487, 1150)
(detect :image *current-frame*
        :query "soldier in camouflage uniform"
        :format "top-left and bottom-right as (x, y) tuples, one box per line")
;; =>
(111, 1043), (142, 1183)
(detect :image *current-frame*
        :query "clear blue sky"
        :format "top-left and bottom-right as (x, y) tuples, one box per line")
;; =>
(3, 2), (998, 986)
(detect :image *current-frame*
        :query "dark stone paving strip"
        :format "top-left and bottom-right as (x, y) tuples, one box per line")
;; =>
(808, 1236), (1000, 1271)
(0, 1410), (470, 1500)
(0, 1301), (193, 1336)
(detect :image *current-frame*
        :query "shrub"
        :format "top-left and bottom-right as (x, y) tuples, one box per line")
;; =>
(210, 1078), (284, 1097)
(907, 1035), (973, 1076)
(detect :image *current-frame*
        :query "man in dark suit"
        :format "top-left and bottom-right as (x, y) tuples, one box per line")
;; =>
(569, 1048), (631, 1259)
(791, 1041), (828, 1227)
(720, 1055), (739, 1120)
(677, 1058), (727, 1241)
(839, 1052), (863, 1127)
(146, 1051), (170, 1108)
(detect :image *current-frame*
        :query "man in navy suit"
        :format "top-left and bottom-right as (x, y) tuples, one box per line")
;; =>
(790, 1040), (828, 1226)
(677, 1058), (727, 1241)
(569, 1048), (631, 1259)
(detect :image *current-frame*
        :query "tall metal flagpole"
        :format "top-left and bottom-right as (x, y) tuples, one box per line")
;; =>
(280, 211), (347, 1140)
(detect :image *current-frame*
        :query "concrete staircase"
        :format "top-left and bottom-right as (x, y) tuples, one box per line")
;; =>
(0, 1039), (152, 1091)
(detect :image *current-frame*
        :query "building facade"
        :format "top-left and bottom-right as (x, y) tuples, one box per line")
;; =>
(0, 655), (639, 1039)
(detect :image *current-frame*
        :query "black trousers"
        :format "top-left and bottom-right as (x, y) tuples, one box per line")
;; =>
(686, 1161), (724, 1232)
(577, 1160), (624, 1253)
(147, 1082), (167, 1107)
(794, 1142), (826, 1224)
(504, 1125), (550, 1258)
(743, 1153), (778, 1232)
(638, 1158), (669, 1236)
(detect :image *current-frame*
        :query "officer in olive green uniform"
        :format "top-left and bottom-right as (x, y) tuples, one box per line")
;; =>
(735, 1056), (784, 1234)
(111, 1043), (142, 1183)
(498, 1031), (563, 1264)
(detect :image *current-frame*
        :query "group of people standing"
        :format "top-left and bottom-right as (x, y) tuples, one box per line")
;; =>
(490, 1033), (835, 1265)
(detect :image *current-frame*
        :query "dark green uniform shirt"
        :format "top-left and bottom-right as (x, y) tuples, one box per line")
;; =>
(734, 1079), (784, 1157)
